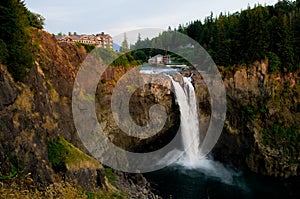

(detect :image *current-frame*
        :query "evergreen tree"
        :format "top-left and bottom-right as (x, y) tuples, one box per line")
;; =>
(26, 10), (45, 29)
(292, 1), (300, 66)
(276, 13), (295, 71)
(131, 33), (143, 50)
(215, 18), (230, 66)
(249, 6), (269, 62)
(0, 0), (34, 81)
(133, 1), (300, 72)
(186, 20), (203, 43)
(227, 12), (240, 65)
(120, 33), (129, 52)
(133, 50), (147, 62)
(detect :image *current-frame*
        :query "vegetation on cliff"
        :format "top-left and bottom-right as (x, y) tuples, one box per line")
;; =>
(47, 136), (102, 173)
(0, 0), (299, 197)
(0, 0), (44, 81)
(0, 6), (157, 197)
(214, 61), (300, 178)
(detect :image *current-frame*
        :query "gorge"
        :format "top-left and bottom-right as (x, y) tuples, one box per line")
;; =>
(1, 0), (300, 198)
(0, 28), (299, 198)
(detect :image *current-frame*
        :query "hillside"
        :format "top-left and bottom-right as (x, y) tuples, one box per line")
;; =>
(0, 28), (159, 198)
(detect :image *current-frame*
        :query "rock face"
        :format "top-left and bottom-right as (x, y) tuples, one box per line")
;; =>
(214, 61), (300, 178)
(96, 71), (180, 153)
(0, 29), (98, 186)
(0, 29), (159, 197)
(0, 28), (299, 197)
(87, 58), (300, 179)
(0, 65), (18, 110)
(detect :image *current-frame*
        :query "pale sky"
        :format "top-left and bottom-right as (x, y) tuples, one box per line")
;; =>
(24, 0), (278, 39)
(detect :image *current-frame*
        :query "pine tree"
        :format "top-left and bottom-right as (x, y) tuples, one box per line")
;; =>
(26, 10), (45, 29)
(292, 2), (300, 66)
(132, 1), (299, 71)
(248, 6), (269, 62)
(215, 18), (230, 66)
(120, 33), (129, 52)
(0, 0), (34, 81)
(227, 12), (240, 65)
(276, 13), (295, 71)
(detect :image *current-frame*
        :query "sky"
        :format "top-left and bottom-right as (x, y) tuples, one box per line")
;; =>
(24, 0), (278, 42)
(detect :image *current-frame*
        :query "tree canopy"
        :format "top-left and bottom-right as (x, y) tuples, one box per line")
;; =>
(132, 0), (300, 72)
(0, 0), (44, 81)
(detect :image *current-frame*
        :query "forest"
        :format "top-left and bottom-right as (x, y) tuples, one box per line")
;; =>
(131, 0), (300, 73)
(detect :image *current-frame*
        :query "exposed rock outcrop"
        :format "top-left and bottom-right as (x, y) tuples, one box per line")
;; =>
(0, 27), (299, 198)
(96, 59), (299, 179)
(96, 70), (180, 153)
(214, 60), (300, 178)
(0, 29), (158, 197)
(0, 29), (99, 187)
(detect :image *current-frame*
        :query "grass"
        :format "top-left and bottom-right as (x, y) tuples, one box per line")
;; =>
(0, 166), (19, 180)
(85, 190), (125, 199)
(47, 136), (102, 172)
(104, 168), (116, 187)
(0, 181), (125, 199)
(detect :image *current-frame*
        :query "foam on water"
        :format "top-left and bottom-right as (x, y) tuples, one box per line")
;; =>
(167, 74), (245, 188)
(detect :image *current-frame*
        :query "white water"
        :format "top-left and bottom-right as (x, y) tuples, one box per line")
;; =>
(168, 74), (243, 186)
(169, 76), (200, 162)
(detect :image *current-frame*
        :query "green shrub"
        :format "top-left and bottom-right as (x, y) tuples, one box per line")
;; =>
(104, 168), (116, 186)
(83, 44), (95, 53)
(47, 138), (68, 172)
(0, 39), (8, 63)
(75, 42), (82, 48)
(47, 136), (101, 173)
(242, 104), (259, 119)
(75, 42), (96, 53)
(261, 124), (300, 146)
(267, 52), (281, 73)
(26, 10), (44, 29)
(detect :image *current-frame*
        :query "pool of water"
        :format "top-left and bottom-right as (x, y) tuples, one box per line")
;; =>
(145, 161), (291, 199)
(140, 67), (296, 199)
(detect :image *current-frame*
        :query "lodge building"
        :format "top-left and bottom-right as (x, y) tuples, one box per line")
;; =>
(56, 32), (113, 49)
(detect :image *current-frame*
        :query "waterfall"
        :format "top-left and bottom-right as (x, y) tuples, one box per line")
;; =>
(163, 74), (242, 185)
(169, 75), (200, 162)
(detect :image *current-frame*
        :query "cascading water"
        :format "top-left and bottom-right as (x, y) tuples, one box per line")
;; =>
(147, 73), (286, 198)
(169, 76), (201, 162)
(167, 74), (242, 185)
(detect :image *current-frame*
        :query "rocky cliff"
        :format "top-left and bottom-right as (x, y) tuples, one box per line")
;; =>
(214, 61), (300, 178)
(96, 71), (180, 153)
(93, 56), (300, 179)
(0, 29), (159, 198)
(0, 29), (86, 185)
(0, 28), (299, 197)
